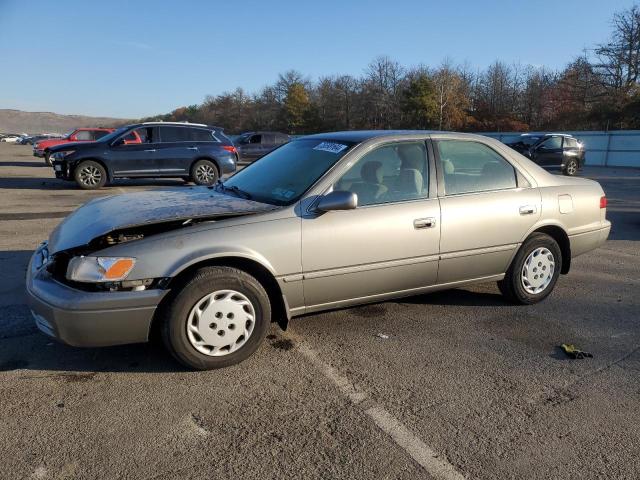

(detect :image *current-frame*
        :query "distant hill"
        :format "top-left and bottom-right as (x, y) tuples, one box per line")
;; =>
(0, 109), (132, 135)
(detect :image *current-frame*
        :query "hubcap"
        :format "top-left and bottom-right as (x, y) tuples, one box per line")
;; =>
(79, 165), (102, 186)
(195, 164), (216, 184)
(186, 289), (255, 356)
(567, 161), (577, 175)
(521, 247), (555, 294)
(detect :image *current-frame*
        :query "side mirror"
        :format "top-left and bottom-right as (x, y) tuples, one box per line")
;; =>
(316, 191), (357, 212)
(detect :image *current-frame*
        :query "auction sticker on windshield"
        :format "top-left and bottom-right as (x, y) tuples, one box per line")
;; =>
(313, 142), (348, 154)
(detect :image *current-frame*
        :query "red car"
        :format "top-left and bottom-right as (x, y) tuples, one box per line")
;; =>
(34, 128), (116, 165)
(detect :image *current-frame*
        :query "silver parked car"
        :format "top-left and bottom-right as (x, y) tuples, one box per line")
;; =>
(26, 131), (611, 369)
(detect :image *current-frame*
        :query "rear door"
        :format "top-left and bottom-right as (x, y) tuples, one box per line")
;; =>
(156, 126), (193, 176)
(434, 138), (540, 284)
(108, 126), (159, 177)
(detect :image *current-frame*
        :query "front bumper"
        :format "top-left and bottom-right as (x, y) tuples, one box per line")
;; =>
(33, 149), (44, 157)
(26, 243), (168, 347)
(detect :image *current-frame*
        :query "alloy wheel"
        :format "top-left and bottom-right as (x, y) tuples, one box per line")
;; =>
(78, 165), (102, 187)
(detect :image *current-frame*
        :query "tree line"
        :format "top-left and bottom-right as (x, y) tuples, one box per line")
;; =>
(144, 5), (640, 134)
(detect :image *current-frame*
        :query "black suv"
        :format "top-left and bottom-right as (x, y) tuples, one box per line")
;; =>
(506, 133), (585, 176)
(49, 122), (237, 189)
(233, 131), (290, 164)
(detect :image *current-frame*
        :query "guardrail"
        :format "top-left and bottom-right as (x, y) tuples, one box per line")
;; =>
(480, 130), (640, 168)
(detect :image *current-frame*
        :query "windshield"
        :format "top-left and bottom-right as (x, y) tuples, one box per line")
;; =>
(62, 129), (75, 139)
(98, 126), (131, 143)
(223, 138), (356, 206)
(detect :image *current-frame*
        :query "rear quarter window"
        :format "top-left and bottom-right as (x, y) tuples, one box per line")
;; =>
(190, 128), (216, 142)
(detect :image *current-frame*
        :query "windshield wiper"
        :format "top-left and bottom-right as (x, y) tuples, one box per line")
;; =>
(215, 180), (252, 200)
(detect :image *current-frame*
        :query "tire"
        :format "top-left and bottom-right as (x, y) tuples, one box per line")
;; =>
(190, 159), (219, 186)
(74, 160), (107, 190)
(160, 266), (271, 370)
(44, 151), (53, 166)
(498, 232), (562, 305)
(563, 158), (578, 176)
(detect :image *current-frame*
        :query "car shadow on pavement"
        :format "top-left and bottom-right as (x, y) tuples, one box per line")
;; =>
(399, 288), (509, 307)
(0, 161), (49, 168)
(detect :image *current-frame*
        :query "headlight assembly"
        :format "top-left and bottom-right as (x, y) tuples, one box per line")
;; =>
(52, 150), (75, 160)
(66, 256), (136, 283)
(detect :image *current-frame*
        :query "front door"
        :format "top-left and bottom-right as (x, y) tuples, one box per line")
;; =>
(108, 126), (159, 177)
(301, 141), (440, 310)
(533, 135), (563, 168)
(434, 138), (541, 284)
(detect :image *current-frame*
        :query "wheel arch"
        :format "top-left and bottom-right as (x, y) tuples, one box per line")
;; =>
(529, 224), (571, 274)
(150, 255), (289, 342)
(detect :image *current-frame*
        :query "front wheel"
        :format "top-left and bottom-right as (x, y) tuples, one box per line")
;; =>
(191, 159), (219, 186)
(498, 233), (562, 305)
(44, 151), (53, 166)
(563, 159), (578, 176)
(161, 266), (271, 370)
(74, 160), (107, 189)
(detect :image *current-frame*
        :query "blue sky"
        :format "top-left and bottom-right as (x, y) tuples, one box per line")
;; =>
(0, 0), (635, 118)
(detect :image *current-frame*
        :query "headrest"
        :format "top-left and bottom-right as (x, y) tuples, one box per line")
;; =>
(398, 168), (423, 195)
(397, 144), (424, 170)
(361, 161), (383, 184)
(442, 158), (455, 174)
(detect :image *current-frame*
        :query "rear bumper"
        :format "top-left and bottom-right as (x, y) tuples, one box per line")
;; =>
(569, 222), (611, 258)
(26, 244), (168, 347)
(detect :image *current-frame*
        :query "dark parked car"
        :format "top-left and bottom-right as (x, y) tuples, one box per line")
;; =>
(49, 122), (237, 189)
(506, 133), (585, 176)
(234, 131), (289, 164)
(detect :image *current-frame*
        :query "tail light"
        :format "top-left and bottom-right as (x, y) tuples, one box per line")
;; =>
(600, 196), (607, 209)
(222, 145), (237, 154)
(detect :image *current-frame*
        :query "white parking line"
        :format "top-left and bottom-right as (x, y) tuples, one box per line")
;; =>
(296, 342), (465, 480)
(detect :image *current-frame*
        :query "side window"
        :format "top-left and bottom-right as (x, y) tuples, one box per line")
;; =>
(278, 135), (290, 145)
(123, 131), (139, 143)
(75, 130), (92, 141)
(190, 128), (214, 142)
(436, 140), (517, 195)
(335, 142), (429, 207)
(539, 136), (562, 149)
(263, 134), (276, 144)
(92, 130), (109, 140)
(249, 134), (262, 144)
(159, 126), (190, 142)
(130, 127), (155, 144)
(564, 137), (578, 148)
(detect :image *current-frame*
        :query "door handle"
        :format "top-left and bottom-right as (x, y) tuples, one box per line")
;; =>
(414, 217), (436, 229)
(519, 205), (537, 215)
(144, 149), (156, 152)
(187, 146), (198, 151)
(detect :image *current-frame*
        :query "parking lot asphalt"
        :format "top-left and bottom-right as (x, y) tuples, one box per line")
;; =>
(0, 143), (638, 479)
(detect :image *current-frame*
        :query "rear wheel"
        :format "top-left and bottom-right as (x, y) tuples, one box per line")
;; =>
(563, 159), (578, 176)
(74, 160), (107, 189)
(161, 266), (271, 370)
(498, 233), (562, 305)
(191, 159), (219, 186)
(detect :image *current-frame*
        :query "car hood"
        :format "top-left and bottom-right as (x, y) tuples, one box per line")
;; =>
(48, 187), (278, 254)
(48, 141), (92, 153)
(36, 138), (70, 149)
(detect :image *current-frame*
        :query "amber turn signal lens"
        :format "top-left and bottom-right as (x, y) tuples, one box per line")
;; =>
(103, 258), (135, 280)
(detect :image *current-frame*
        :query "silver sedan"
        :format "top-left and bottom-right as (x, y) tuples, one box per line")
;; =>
(26, 131), (611, 369)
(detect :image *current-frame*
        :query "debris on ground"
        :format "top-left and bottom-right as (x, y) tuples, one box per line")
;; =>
(375, 333), (390, 340)
(560, 343), (593, 359)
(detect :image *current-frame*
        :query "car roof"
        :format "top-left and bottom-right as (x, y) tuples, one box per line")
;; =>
(520, 133), (575, 138)
(299, 130), (447, 143)
(137, 121), (223, 130)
